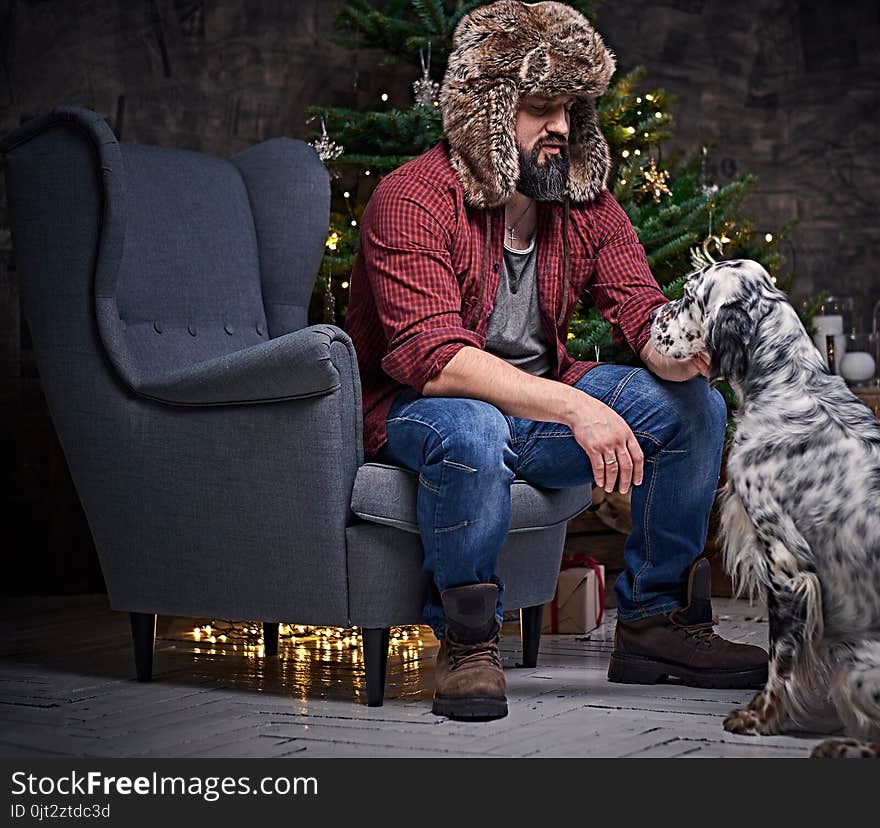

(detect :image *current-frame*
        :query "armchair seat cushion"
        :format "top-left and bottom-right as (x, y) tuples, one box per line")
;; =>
(351, 462), (590, 534)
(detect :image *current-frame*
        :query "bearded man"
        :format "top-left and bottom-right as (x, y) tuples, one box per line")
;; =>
(344, 0), (767, 720)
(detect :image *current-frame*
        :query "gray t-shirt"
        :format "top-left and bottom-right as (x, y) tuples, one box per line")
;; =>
(484, 235), (553, 377)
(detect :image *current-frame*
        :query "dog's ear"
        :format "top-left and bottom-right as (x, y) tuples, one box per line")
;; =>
(707, 302), (752, 383)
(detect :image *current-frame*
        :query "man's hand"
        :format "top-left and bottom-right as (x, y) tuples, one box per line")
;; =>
(568, 396), (644, 495)
(639, 340), (710, 381)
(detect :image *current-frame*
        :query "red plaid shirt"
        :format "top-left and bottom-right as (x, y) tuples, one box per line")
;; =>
(344, 142), (668, 459)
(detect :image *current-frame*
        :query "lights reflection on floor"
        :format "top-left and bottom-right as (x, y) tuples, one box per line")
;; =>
(156, 619), (439, 704)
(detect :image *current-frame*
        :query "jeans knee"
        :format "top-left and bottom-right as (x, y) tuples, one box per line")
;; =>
(630, 374), (727, 453)
(423, 400), (514, 474)
(673, 379), (728, 449)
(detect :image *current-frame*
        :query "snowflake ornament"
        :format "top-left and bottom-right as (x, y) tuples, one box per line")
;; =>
(642, 157), (671, 203)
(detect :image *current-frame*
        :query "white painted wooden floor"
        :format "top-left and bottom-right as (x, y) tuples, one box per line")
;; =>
(0, 594), (830, 758)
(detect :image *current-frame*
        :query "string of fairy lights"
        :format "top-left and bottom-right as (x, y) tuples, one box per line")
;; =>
(189, 621), (426, 656)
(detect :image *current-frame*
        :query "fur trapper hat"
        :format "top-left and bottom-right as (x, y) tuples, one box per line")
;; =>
(440, 0), (616, 208)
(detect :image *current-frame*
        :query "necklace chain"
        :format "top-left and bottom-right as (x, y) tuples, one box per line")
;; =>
(505, 202), (534, 241)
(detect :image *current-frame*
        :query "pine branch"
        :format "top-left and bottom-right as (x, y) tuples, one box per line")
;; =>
(411, 0), (448, 34)
(646, 232), (701, 268)
(309, 105), (442, 156)
(662, 274), (690, 299)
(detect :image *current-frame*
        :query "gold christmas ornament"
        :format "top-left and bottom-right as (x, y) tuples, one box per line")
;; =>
(689, 234), (726, 270)
(642, 157), (671, 203)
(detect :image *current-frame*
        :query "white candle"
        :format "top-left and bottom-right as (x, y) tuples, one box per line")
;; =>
(812, 314), (844, 335)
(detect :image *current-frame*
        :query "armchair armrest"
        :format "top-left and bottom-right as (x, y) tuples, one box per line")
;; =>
(130, 323), (355, 406)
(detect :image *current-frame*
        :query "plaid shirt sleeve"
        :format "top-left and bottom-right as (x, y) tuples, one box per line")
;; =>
(589, 194), (669, 357)
(359, 173), (484, 393)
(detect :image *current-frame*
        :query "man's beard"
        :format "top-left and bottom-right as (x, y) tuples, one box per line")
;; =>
(516, 137), (570, 202)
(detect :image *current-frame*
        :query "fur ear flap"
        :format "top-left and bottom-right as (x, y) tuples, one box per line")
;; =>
(707, 303), (753, 383)
(567, 100), (611, 203)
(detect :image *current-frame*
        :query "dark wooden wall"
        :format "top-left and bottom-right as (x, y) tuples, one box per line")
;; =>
(0, 0), (877, 594)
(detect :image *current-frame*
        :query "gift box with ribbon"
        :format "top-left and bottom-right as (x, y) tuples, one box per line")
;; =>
(541, 552), (605, 635)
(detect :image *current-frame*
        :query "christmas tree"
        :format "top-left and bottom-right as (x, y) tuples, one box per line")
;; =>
(308, 0), (796, 393)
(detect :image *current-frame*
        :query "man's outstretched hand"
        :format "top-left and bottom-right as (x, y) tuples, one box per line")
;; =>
(639, 340), (710, 382)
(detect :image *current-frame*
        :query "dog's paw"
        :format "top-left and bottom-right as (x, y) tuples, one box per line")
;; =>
(810, 738), (880, 759)
(723, 709), (759, 734)
(723, 708), (762, 735)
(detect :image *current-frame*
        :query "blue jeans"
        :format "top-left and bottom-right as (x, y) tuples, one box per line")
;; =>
(374, 365), (728, 638)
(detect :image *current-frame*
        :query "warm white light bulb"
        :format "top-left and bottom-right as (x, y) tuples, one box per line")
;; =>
(765, 233), (773, 242)
(381, 93), (389, 102)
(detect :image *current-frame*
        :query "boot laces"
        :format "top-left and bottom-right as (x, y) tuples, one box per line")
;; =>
(446, 635), (502, 670)
(671, 616), (721, 647)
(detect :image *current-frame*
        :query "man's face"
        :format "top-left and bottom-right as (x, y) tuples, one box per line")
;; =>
(514, 94), (575, 202)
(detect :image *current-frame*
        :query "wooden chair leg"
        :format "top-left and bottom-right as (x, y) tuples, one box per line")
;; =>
(519, 604), (543, 668)
(362, 627), (391, 707)
(130, 612), (156, 681)
(263, 622), (279, 657)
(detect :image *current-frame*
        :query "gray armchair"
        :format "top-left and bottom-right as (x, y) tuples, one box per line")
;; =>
(1, 106), (590, 706)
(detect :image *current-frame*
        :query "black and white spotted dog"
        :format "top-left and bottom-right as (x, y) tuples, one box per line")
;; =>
(651, 259), (880, 759)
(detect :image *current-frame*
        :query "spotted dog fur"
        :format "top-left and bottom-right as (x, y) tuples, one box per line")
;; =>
(651, 259), (880, 758)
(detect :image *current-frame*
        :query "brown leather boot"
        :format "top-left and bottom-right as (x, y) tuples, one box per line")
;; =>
(608, 558), (768, 689)
(432, 583), (508, 720)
